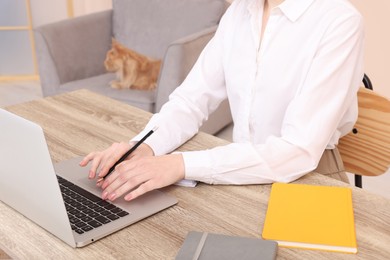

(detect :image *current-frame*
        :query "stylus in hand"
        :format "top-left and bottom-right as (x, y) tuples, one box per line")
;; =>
(96, 126), (158, 184)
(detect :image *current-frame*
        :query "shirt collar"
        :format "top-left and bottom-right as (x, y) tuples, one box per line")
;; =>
(279, 0), (315, 22)
(248, 0), (315, 22)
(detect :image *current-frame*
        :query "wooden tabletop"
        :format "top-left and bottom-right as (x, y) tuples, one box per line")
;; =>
(1, 89), (390, 259)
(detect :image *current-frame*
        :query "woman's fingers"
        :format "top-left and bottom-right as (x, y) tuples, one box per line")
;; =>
(124, 181), (154, 201)
(79, 142), (131, 180)
(101, 154), (185, 202)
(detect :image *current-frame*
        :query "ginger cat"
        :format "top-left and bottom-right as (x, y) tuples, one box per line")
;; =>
(104, 38), (161, 91)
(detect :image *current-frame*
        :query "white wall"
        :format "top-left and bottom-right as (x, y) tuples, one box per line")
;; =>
(349, 0), (390, 99)
(73, 0), (112, 17)
(30, 0), (112, 28)
(30, 0), (68, 28)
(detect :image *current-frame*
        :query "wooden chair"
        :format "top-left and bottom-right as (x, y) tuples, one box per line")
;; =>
(338, 74), (390, 188)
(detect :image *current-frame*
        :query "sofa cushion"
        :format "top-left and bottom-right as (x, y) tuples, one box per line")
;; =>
(112, 0), (227, 59)
(60, 73), (156, 112)
(35, 10), (113, 84)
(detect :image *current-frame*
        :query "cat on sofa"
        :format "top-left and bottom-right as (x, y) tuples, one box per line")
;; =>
(104, 38), (161, 91)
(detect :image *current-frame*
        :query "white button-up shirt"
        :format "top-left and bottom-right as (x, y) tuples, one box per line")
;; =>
(132, 0), (364, 184)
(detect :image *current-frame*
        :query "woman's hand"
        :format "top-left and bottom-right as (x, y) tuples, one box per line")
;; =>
(79, 142), (154, 181)
(100, 153), (185, 201)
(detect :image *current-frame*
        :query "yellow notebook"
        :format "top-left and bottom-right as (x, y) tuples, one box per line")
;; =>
(262, 183), (357, 253)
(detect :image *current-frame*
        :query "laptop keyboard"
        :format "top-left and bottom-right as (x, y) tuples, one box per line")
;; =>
(57, 175), (129, 235)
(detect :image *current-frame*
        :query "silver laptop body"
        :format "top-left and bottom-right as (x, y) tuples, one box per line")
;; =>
(0, 109), (177, 247)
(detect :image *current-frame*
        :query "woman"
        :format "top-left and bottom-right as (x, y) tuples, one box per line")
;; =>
(80, 0), (364, 202)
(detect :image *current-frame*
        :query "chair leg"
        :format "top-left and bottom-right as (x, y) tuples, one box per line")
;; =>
(355, 74), (369, 189)
(355, 175), (362, 188)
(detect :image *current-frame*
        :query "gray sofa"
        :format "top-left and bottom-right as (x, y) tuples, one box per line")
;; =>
(34, 0), (232, 134)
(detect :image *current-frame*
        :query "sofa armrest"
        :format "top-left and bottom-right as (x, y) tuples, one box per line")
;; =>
(154, 26), (218, 112)
(34, 10), (113, 96)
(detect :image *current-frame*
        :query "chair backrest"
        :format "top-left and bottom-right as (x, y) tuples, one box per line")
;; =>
(338, 87), (390, 177)
(112, 0), (228, 59)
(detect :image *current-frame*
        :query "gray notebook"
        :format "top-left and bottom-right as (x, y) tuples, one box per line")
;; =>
(176, 231), (278, 260)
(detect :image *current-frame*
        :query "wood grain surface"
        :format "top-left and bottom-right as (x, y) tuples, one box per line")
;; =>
(1, 89), (390, 259)
(338, 87), (390, 176)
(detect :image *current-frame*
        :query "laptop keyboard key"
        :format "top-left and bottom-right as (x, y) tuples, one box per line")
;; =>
(88, 220), (102, 228)
(88, 212), (101, 218)
(75, 229), (84, 234)
(95, 216), (111, 224)
(81, 225), (93, 232)
(75, 221), (88, 228)
(110, 207), (122, 214)
(107, 214), (120, 221)
(100, 210), (112, 216)
(117, 211), (129, 217)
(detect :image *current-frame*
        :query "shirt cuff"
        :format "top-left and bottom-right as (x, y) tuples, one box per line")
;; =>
(181, 150), (216, 183)
(130, 128), (165, 156)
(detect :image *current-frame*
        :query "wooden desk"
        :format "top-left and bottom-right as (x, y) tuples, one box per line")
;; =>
(1, 89), (390, 259)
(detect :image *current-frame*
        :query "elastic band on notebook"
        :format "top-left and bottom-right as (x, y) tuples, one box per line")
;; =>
(192, 232), (208, 260)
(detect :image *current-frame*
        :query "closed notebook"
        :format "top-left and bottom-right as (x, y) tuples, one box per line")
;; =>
(176, 231), (278, 260)
(262, 183), (357, 253)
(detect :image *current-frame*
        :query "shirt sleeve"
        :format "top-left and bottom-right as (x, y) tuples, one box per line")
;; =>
(182, 14), (365, 184)
(131, 4), (234, 155)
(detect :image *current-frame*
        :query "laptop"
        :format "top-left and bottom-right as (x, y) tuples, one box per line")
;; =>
(0, 108), (178, 247)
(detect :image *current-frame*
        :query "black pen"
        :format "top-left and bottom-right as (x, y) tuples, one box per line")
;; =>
(96, 126), (158, 183)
